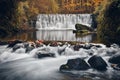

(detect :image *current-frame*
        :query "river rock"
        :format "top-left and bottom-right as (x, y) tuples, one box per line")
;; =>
(25, 46), (35, 53)
(88, 55), (108, 71)
(25, 42), (36, 53)
(60, 58), (90, 71)
(7, 40), (23, 48)
(36, 52), (55, 58)
(12, 44), (24, 52)
(108, 54), (120, 64)
(83, 44), (94, 49)
(73, 44), (81, 51)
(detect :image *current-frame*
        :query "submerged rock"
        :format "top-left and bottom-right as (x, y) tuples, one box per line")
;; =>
(109, 54), (120, 64)
(88, 55), (108, 71)
(73, 44), (81, 51)
(60, 58), (90, 71)
(36, 52), (55, 58)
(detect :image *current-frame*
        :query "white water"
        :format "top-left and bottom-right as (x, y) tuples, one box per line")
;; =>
(36, 14), (92, 30)
(0, 43), (120, 80)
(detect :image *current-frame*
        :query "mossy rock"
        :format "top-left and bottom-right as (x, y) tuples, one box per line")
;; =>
(75, 24), (93, 31)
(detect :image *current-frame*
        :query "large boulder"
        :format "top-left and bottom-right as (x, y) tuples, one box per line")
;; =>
(75, 24), (93, 31)
(88, 55), (108, 71)
(109, 54), (120, 64)
(60, 58), (90, 71)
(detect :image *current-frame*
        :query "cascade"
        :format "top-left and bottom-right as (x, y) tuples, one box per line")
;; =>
(36, 14), (92, 30)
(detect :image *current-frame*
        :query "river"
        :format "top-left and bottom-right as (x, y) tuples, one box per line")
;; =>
(0, 14), (119, 80)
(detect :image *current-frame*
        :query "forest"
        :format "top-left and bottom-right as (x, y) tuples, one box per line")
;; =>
(0, 0), (120, 45)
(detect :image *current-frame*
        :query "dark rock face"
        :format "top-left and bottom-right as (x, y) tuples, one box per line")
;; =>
(88, 55), (108, 71)
(7, 40), (23, 48)
(25, 46), (35, 53)
(109, 54), (120, 64)
(36, 52), (55, 58)
(60, 58), (90, 71)
(91, 14), (97, 29)
(12, 44), (23, 52)
(73, 45), (81, 51)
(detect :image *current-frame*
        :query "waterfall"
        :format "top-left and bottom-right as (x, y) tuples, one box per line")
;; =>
(36, 14), (92, 30)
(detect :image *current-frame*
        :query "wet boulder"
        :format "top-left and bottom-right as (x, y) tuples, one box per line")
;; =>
(7, 40), (23, 48)
(60, 58), (90, 71)
(25, 42), (36, 53)
(109, 54), (120, 64)
(83, 44), (94, 49)
(73, 44), (81, 51)
(88, 55), (108, 71)
(36, 52), (55, 58)
(94, 45), (102, 48)
(25, 46), (35, 53)
(12, 44), (24, 52)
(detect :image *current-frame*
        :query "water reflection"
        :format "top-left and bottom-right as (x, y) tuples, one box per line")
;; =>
(36, 30), (96, 42)
(0, 30), (97, 42)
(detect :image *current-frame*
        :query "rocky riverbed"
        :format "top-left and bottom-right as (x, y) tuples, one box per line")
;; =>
(0, 40), (120, 80)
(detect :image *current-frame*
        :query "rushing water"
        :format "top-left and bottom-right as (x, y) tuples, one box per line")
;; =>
(1, 14), (118, 80)
(0, 43), (120, 80)
(36, 14), (92, 30)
